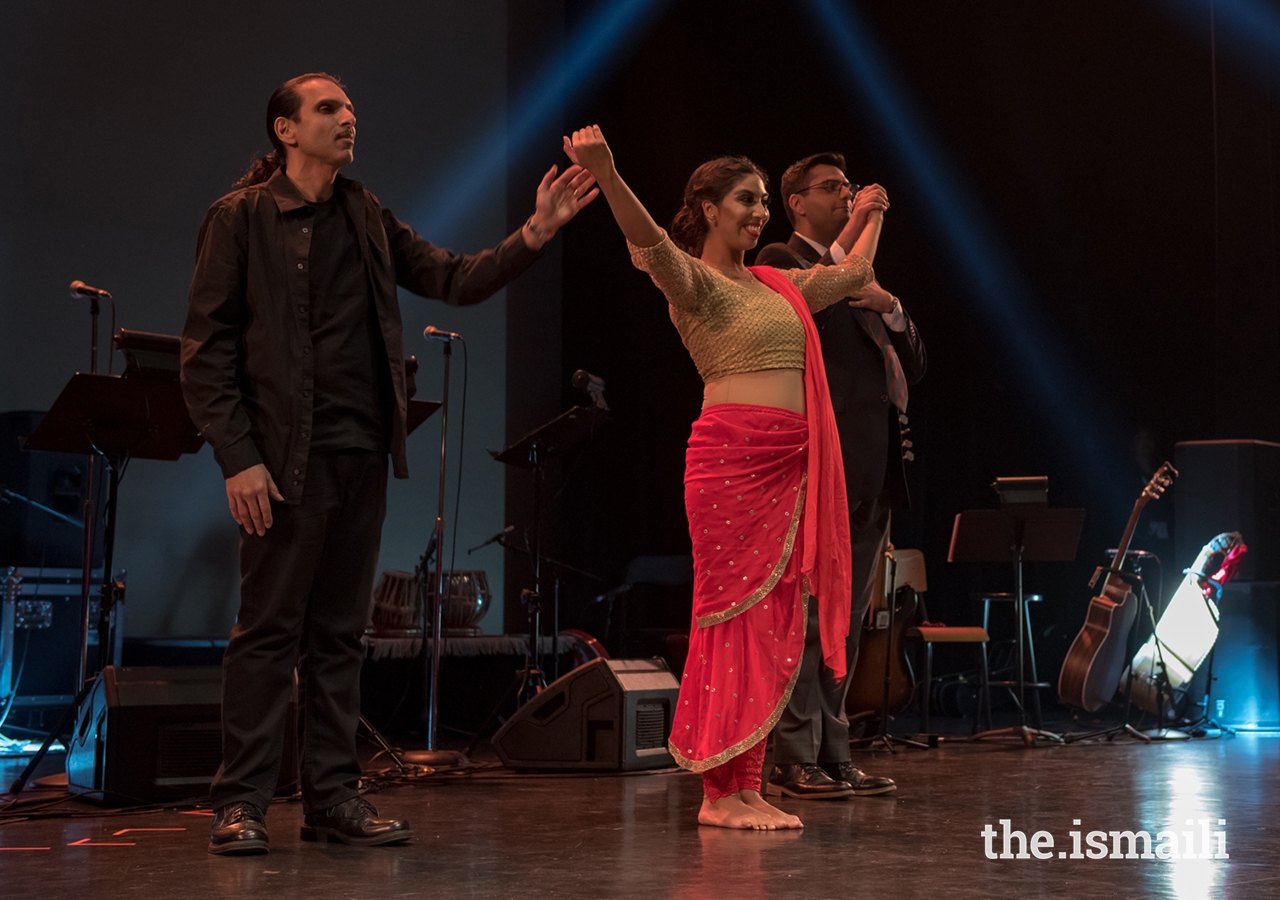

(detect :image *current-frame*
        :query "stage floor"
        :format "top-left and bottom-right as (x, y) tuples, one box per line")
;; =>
(1, 724), (1277, 899)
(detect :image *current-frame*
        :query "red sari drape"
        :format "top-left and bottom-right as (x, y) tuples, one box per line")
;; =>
(751, 265), (853, 679)
(667, 268), (852, 773)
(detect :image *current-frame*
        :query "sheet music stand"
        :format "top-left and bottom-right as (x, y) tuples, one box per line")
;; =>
(491, 404), (607, 698)
(9, 371), (202, 797)
(949, 506), (1084, 743)
(407, 399), (442, 435)
(465, 403), (608, 750)
(491, 405), (609, 469)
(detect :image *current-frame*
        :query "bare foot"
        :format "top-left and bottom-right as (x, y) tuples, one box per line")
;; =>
(698, 795), (777, 830)
(739, 789), (804, 829)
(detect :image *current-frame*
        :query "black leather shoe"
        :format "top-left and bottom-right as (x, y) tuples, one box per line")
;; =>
(766, 764), (855, 800)
(823, 761), (897, 796)
(208, 802), (269, 855)
(301, 796), (412, 846)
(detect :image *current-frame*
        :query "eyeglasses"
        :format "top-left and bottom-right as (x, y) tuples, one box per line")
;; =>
(795, 179), (858, 196)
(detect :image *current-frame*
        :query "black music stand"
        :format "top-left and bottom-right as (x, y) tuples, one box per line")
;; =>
(9, 371), (203, 796)
(483, 535), (600, 682)
(461, 404), (607, 758)
(490, 404), (608, 703)
(949, 506), (1084, 745)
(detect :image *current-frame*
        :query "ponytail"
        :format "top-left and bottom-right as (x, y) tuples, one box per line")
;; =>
(669, 205), (705, 256)
(231, 72), (344, 189)
(233, 150), (285, 189)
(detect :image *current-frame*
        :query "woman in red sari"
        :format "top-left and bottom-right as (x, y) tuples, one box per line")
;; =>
(565, 126), (893, 830)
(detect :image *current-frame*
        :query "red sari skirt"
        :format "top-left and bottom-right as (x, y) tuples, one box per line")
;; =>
(668, 404), (809, 772)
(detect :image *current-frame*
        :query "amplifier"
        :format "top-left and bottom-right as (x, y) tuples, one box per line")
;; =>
(0, 567), (121, 728)
(1209, 581), (1280, 732)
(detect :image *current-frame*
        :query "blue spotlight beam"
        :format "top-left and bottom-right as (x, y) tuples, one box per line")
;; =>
(1157, 0), (1280, 92)
(412, 0), (669, 242)
(802, 0), (1126, 495)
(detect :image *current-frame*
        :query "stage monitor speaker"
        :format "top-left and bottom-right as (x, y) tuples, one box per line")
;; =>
(65, 665), (298, 806)
(1175, 440), (1280, 581)
(1208, 581), (1280, 732)
(492, 657), (678, 771)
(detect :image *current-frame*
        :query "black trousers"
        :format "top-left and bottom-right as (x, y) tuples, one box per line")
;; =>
(772, 490), (890, 766)
(211, 450), (387, 813)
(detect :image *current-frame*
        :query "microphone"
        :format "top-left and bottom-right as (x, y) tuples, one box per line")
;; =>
(572, 369), (606, 393)
(69, 280), (113, 300)
(468, 525), (515, 554)
(424, 326), (462, 342)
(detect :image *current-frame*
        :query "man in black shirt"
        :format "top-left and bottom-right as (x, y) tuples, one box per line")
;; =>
(181, 72), (597, 855)
(306, 192), (394, 455)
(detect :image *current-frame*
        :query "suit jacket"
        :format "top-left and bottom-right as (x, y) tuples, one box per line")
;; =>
(754, 234), (926, 506)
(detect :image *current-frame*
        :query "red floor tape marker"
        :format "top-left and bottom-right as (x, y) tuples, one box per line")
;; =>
(112, 828), (187, 835)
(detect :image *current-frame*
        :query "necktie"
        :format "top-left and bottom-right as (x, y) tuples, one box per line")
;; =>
(863, 312), (908, 412)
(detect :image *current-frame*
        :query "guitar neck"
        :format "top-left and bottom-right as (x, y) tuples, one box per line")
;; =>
(1105, 497), (1147, 591)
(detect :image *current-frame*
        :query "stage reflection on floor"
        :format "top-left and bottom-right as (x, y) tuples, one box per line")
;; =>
(1, 730), (1276, 899)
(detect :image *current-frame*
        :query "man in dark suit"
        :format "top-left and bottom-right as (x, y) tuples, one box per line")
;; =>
(756, 152), (926, 800)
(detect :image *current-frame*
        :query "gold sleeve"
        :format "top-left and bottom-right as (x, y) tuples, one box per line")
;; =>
(783, 252), (875, 312)
(628, 230), (716, 311)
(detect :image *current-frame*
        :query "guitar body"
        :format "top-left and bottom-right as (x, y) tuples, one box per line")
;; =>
(1056, 462), (1175, 713)
(845, 588), (919, 717)
(1057, 586), (1140, 712)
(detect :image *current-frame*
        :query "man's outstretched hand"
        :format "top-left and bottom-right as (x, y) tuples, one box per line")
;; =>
(523, 164), (600, 248)
(226, 463), (284, 536)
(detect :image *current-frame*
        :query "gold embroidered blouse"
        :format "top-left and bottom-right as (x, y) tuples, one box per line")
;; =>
(628, 232), (874, 383)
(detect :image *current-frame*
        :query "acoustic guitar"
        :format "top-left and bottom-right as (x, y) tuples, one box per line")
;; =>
(845, 547), (919, 718)
(1057, 462), (1176, 712)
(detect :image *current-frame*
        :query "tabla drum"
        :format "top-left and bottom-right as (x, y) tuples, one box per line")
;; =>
(371, 570), (420, 631)
(429, 570), (492, 636)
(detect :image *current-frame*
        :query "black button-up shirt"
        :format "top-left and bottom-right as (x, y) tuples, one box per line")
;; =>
(180, 168), (540, 504)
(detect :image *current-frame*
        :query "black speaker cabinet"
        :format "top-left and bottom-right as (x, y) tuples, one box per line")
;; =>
(65, 665), (298, 805)
(1175, 440), (1280, 581)
(492, 658), (679, 771)
(1209, 582), (1280, 731)
(0, 410), (103, 569)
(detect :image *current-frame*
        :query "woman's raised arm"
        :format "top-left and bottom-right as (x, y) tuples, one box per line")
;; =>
(565, 126), (664, 249)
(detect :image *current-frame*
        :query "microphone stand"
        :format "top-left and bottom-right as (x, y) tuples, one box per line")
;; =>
(88, 295), (99, 376)
(79, 297), (101, 694)
(400, 330), (467, 769)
